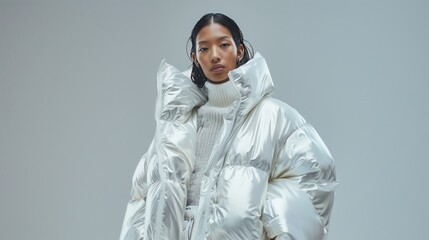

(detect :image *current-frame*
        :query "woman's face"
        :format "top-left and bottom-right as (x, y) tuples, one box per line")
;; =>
(192, 23), (244, 83)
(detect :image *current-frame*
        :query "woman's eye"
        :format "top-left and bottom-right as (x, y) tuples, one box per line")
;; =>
(199, 48), (208, 52)
(221, 43), (230, 48)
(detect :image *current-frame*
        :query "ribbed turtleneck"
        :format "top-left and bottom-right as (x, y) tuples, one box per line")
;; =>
(186, 79), (240, 207)
(204, 79), (240, 107)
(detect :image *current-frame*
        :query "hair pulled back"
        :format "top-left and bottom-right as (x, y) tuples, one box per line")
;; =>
(187, 13), (254, 88)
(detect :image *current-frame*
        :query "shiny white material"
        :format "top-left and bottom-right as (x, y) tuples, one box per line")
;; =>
(119, 52), (338, 240)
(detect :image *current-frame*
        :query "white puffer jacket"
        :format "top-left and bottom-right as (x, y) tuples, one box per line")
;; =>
(119, 52), (338, 240)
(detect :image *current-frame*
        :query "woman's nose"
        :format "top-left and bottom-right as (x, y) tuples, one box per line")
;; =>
(211, 48), (220, 62)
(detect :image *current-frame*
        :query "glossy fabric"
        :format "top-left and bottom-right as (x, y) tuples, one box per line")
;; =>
(119, 52), (338, 240)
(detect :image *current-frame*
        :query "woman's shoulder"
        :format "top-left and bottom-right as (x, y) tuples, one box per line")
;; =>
(252, 97), (308, 139)
(257, 97), (306, 122)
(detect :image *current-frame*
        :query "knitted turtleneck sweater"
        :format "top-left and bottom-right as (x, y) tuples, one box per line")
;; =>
(186, 79), (240, 207)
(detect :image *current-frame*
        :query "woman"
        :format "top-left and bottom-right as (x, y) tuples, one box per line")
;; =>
(119, 13), (337, 240)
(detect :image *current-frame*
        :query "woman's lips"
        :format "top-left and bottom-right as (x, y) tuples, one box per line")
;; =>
(211, 67), (225, 72)
(210, 64), (225, 72)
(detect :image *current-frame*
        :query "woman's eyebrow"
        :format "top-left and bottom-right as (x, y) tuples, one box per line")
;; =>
(198, 36), (231, 45)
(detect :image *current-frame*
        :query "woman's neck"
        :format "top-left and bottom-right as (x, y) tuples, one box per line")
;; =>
(204, 79), (240, 107)
(206, 77), (229, 85)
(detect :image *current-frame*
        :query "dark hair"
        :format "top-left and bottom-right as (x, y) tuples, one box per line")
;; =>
(186, 13), (254, 88)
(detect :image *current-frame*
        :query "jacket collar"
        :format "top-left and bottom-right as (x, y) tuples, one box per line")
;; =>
(158, 51), (274, 121)
(156, 59), (207, 122)
(224, 51), (275, 115)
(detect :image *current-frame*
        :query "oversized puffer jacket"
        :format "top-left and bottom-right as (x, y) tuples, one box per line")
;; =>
(119, 52), (338, 240)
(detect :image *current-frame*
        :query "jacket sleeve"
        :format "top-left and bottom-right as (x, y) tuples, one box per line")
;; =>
(119, 139), (155, 240)
(119, 120), (196, 240)
(262, 119), (338, 240)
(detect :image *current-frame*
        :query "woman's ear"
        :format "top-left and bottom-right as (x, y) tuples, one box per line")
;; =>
(237, 44), (245, 60)
(192, 52), (199, 67)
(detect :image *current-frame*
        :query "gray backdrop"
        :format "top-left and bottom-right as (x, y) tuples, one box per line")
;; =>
(1, 1), (428, 239)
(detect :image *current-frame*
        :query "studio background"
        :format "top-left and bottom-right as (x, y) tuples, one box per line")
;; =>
(1, 1), (428, 239)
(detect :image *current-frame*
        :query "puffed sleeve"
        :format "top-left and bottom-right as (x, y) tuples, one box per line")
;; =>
(262, 120), (338, 240)
(119, 139), (156, 240)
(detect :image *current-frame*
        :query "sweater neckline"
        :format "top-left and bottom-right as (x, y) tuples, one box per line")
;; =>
(203, 79), (240, 108)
